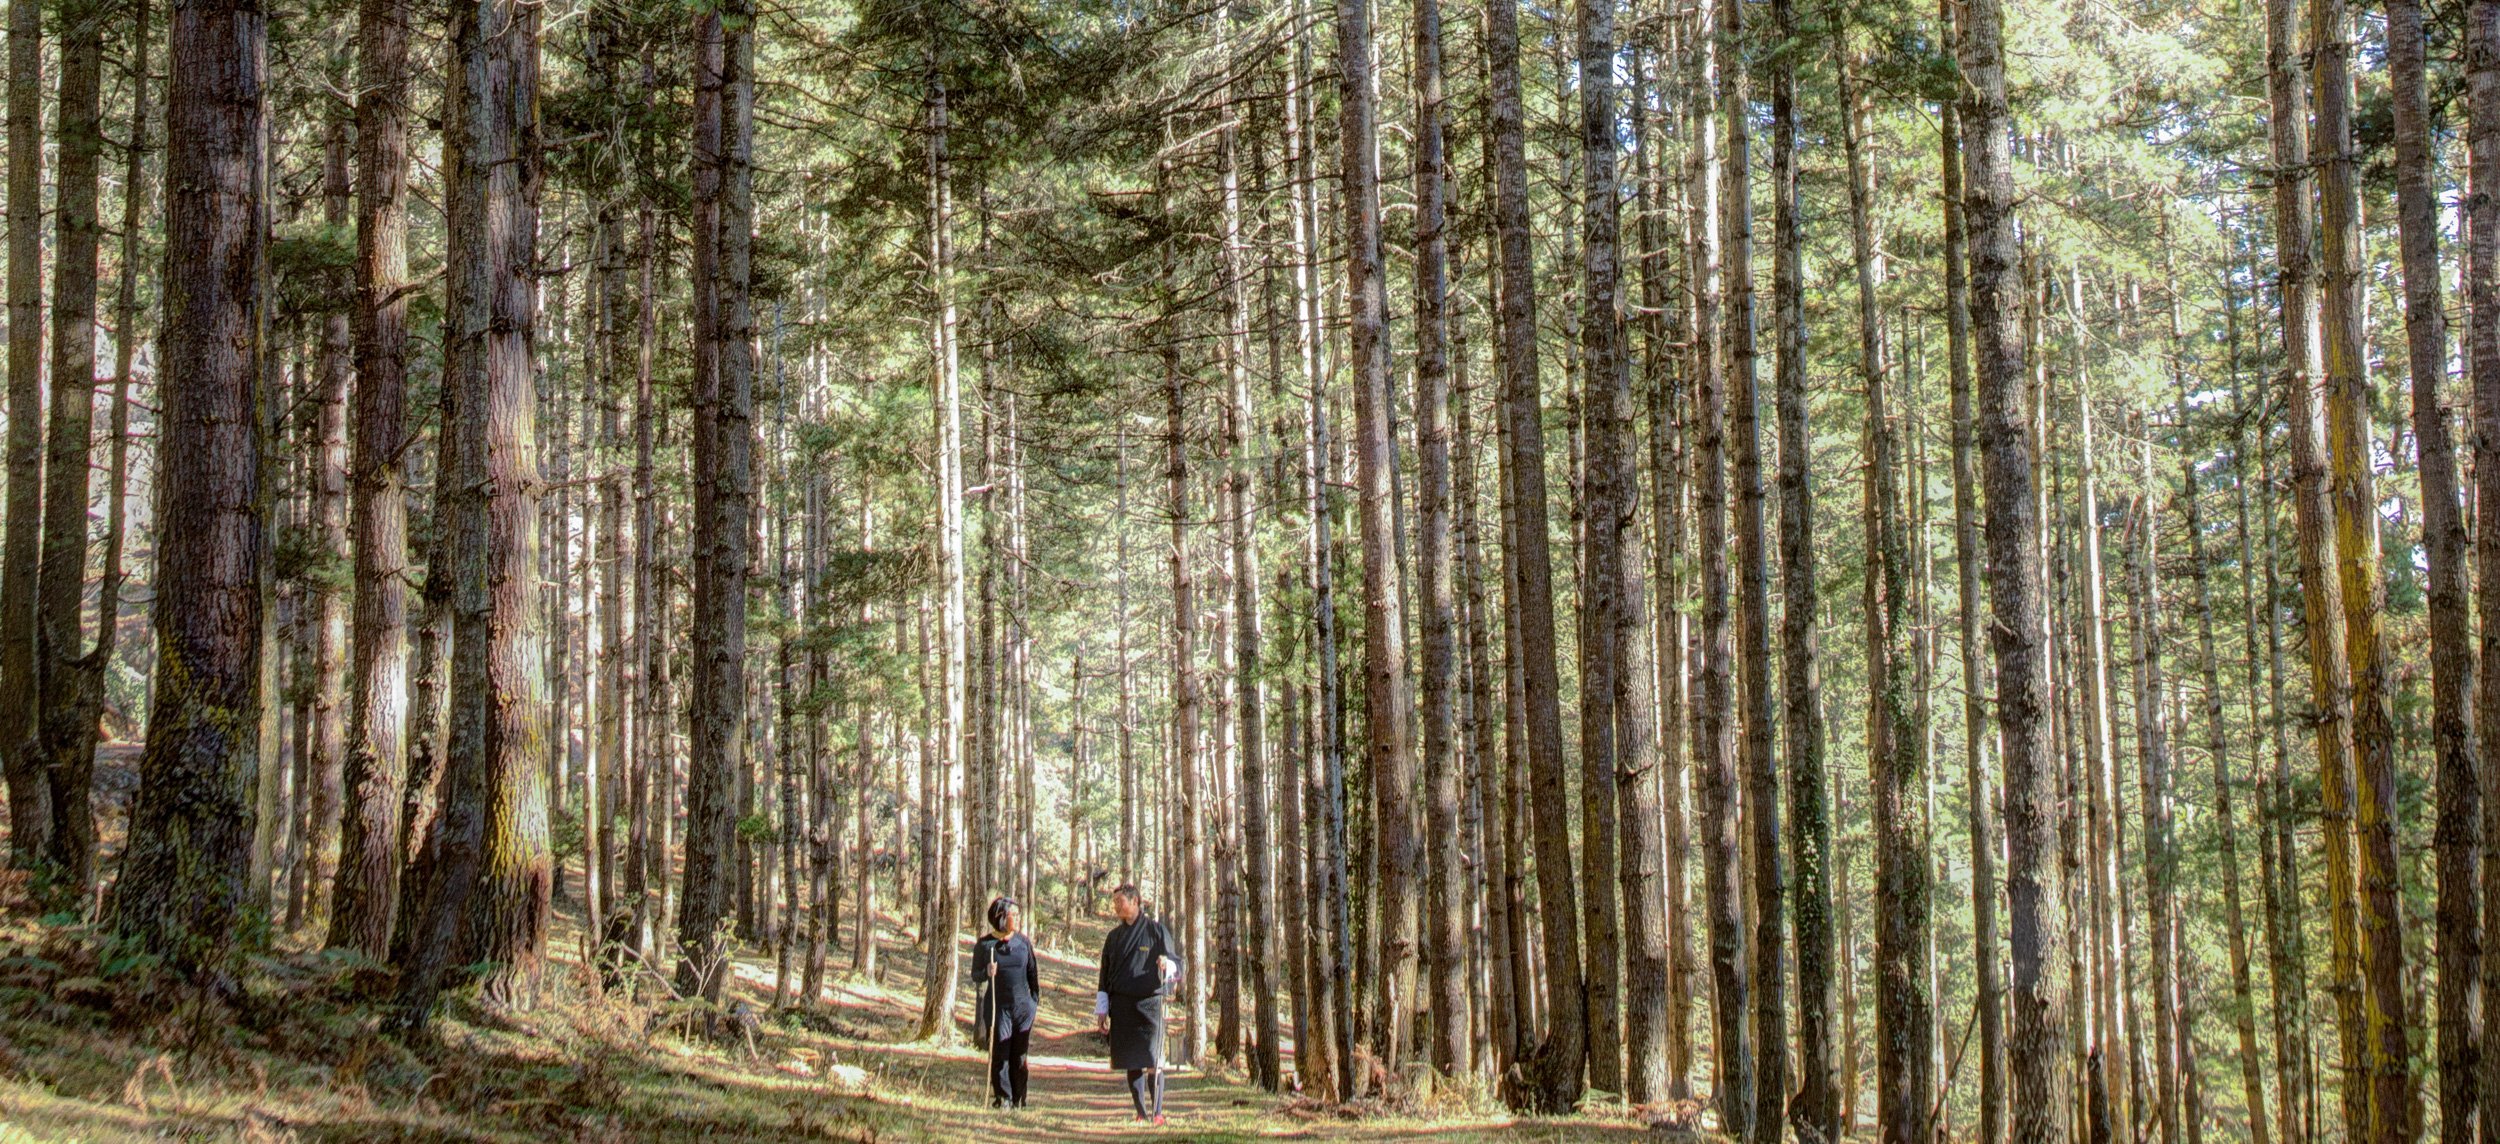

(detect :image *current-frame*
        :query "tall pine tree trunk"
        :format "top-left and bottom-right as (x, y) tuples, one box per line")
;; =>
(2468, 0), (2500, 1129)
(1412, 0), (1466, 1076)
(1574, 0), (1625, 1096)
(2240, 362), (2308, 1144)
(1960, 0), (2072, 1127)
(1942, 0), (2004, 1130)
(2069, 276), (2128, 1143)
(296, 121), (353, 931)
(1489, 0), (1584, 1106)
(1340, 0), (1417, 1076)
(1776, 2), (1834, 1135)
(115, 0), (265, 975)
(912, 53), (968, 1029)
(1845, 55), (1932, 1144)
(0, 0), (43, 866)
(627, 202), (662, 954)
(2313, 0), (2411, 1130)
(1157, 148), (1212, 1068)
(2267, 0), (2370, 1129)
(1283, 26), (1351, 1085)
(1458, 298), (1514, 1080)
(30, 0), (105, 902)
(394, 0), (549, 1020)
(1637, 25), (1695, 1099)
(2127, 426), (2179, 1144)
(2186, 386), (2271, 1144)
(1722, 0), (1780, 1128)
(88, 0), (144, 881)
(331, 0), (413, 958)
(1219, 56), (1282, 1084)
(1691, 0), (1750, 1124)
(678, 0), (757, 1002)
(2392, 0), (2474, 1129)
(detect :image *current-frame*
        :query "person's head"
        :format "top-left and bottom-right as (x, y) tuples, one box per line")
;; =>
(1111, 884), (1143, 924)
(987, 896), (1020, 935)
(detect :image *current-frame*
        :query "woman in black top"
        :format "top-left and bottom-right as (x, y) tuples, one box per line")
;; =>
(970, 897), (1039, 1110)
(1093, 884), (1181, 1124)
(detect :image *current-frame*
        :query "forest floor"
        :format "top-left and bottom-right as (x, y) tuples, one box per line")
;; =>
(0, 748), (1681, 1142)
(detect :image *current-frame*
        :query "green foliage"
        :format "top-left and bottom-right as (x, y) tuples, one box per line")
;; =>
(551, 806), (588, 860)
(267, 221), (357, 316)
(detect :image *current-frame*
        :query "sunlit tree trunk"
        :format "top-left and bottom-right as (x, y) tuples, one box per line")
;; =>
(1609, 30), (1672, 1098)
(1457, 287), (1512, 1082)
(331, 0), (413, 959)
(592, 93), (630, 927)
(1636, 23), (1696, 1100)
(2313, 0), (2410, 1130)
(393, 0), (548, 1020)
(1722, 0), (1779, 1126)
(1281, 0), (1349, 1096)
(1220, 53), (1281, 1083)
(912, 47), (969, 1038)
(1156, 145), (1213, 1068)
(2266, 0), (2368, 1130)
(2067, 274), (2127, 1144)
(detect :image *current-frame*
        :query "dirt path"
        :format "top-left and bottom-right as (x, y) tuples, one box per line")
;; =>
(723, 912), (1662, 1142)
(722, 919), (1287, 1139)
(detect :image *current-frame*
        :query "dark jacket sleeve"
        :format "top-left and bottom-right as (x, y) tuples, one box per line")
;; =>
(1097, 931), (1114, 994)
(971, 935), (995, 988)
(1025, 935), (1041, 999)
(1154, 921), (1182, 980)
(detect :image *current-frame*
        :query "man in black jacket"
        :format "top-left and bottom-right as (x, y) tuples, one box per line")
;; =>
(970, 897), (1038, 1110)
(1094, 884), (1181, 1124)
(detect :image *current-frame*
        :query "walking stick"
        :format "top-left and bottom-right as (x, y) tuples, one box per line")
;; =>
(982, 956), (998, 1107)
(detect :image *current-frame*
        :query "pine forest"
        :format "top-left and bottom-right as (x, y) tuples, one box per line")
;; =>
(0, 0), (2482, 1138)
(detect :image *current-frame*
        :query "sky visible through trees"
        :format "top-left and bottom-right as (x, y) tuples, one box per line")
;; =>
(0, 0), (2491, 1138)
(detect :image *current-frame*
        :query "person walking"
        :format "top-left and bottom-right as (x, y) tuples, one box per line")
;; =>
(1094, 884), (1181, 1125)
(971, 896), (1039, 1110)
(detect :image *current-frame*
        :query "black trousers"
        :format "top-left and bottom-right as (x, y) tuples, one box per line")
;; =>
(1124, 1067), (1164, 1117)
(989, 1024), (1031, 1107)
